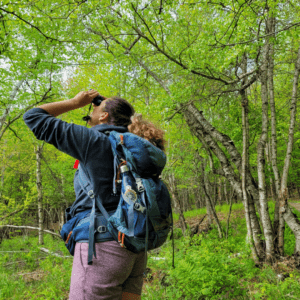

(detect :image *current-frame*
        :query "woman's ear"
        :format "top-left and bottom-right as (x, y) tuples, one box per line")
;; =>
(99, 112), (109, 123)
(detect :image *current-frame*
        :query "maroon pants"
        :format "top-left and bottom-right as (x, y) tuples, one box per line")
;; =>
(69, 241), (146, 300)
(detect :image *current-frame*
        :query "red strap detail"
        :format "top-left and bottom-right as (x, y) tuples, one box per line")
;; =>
(120, 135), (124, 145)
(65, 231), (73, 244)
(118, 231), (126, 248)
(73, 160), (79, 169)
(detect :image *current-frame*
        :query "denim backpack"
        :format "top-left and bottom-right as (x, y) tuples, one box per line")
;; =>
(77, 131), (173, 265)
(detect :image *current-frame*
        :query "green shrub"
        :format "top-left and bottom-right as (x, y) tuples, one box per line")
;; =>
(2, 202), (300, 300)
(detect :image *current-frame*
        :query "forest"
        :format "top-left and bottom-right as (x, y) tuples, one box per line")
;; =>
(1, 0), (300, 299)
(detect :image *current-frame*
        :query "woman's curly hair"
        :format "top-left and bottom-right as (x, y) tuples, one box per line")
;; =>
(128, 114), (166, 151)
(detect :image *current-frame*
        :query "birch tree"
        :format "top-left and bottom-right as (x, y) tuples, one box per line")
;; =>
(35, 143), (44, 245)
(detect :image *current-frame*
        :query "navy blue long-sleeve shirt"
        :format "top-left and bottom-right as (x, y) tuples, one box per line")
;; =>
(23, 108), (127, 217)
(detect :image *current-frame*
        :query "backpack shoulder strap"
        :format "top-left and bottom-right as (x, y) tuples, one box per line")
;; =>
(77, 166), (110, 265)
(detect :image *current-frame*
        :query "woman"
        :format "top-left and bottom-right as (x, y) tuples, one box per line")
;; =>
(23, 90), (166, 300)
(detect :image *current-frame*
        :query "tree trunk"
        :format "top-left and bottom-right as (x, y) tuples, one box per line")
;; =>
(265, 143), (275, 200)
(201, 168), (213, 226)
(224, 180), (229, 204)
(256, 16), (275, 262)
(186, 189), (192, 211)
(182, 103), (263, 251)
(266, 17), (283, 254)
(213, 176), (218, 206)
(240, 54), (260, 261)
(226, 195), (233, 240)
(279, 45), (300, 256)
(194, 188), (201, 209)
(35, 144), (44, 245)
(0, 140), (7, 202)
(297, 185), (300, 199)
(218, 177), (222, 206)
(168, 173), (187, 235)
(201, 159), (223, 238)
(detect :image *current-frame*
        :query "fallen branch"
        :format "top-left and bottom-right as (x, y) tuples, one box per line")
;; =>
(0, 225), (61, 238)
(190, 214), (207, 236)
(39, 247), (71, 258)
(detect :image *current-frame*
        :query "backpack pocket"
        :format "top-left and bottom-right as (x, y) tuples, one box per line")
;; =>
(60, 210), (90, 256)
(72, 211), (116, 243)
(126, 227), (171, 253)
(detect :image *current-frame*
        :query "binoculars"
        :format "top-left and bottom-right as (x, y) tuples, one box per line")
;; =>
(92, 95), (105, 106)
(82, 94), (105, 122)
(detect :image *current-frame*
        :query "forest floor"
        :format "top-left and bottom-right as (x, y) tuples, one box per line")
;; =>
(173, 205), (245, 233)
(170, 199), (300, 240)
(1, 200), (300, 299)
(142, 199), (300, 299)
(173, 199), (300, 232)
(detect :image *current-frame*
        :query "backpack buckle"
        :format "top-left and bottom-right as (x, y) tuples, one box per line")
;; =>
(136, 178), (145, 192)
(97, 226), (107, 233)
(134, 202), (146, 213)
(88, 190), (94, 198)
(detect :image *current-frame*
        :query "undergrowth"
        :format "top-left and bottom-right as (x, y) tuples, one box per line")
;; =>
(172, 203), (244, 221)
(0, 234), (72, 299)
(145, 201), (300, 299)
(1, 201), (300, 299)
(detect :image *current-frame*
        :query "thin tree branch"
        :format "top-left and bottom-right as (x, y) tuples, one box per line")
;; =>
(131, 3), (159, 47)
(0, 8), (78, 43)
(131, 24), (231, 84)
(0, 89), (54, 141)
(213, 21), (300, 48)
(158, 0), (163, 14)
(124, 36), (141, 54)
(0, 225), (61, 238)
(7, 126), (22, 140)
(0, 209), (23, 221)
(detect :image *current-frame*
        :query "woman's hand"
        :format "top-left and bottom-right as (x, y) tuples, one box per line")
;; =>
(37, 90), (103, 117)
(72, 89), (100, 108)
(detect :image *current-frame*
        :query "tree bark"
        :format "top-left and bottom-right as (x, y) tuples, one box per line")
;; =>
(256, 16), (275, 262)
(240, 54), (260, 261)
(265, 143), (275, 200)
(224, 180), (229, 204)
(266, 17), (283, 254)
(182, 103), (263, 249)
(226, 195), (233, 240)
(218, 177), (222, 206)
(201, 159), (223, 238)
(182, 103), (264, 253)
(279, 45), (300, 256)
(168, 173), (187, 235)
(182, 102), (262, 213)
(0, 140), (7, 203)
(35, 144), (44, 245)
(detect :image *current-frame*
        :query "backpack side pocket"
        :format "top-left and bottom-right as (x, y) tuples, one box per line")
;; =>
(60, 210), (90, 256)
